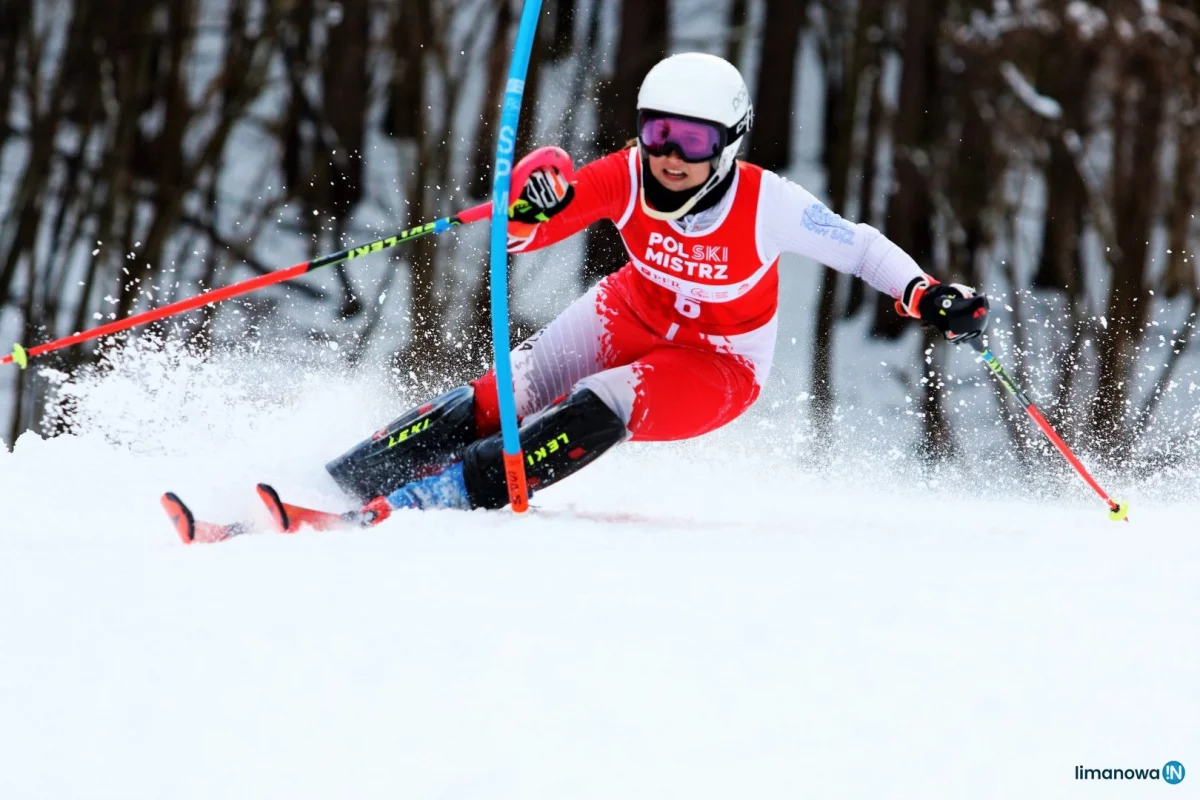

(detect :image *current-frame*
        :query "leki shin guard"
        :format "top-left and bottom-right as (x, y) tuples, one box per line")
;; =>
(326, 385), (477, 502)
(461, 388), (627, 509)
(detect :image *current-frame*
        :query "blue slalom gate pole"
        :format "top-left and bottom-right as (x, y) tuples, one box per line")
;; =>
(488, 0), (545, 512)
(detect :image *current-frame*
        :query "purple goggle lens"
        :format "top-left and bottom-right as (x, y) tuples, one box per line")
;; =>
(639, 116), (723, 162)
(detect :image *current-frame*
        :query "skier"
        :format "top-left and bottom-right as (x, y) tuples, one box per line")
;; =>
(326, 52), (990, 522)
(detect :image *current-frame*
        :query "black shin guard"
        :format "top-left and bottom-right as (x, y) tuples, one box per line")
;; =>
(461, 388), (627, 510)
(326, 385), (477, 502)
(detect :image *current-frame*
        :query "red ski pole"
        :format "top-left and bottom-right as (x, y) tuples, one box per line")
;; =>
(970, 337), (1128, 521)
(1, 206), (485, 370)
(3, 146), (573, 371)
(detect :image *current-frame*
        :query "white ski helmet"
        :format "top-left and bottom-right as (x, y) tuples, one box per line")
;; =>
(636, 52), (753, 220)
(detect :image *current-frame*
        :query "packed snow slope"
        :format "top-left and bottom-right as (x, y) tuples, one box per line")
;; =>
(1, 345), (1197, 800)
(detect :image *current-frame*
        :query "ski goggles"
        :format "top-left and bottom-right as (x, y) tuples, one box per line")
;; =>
(638, 113), (725, 163)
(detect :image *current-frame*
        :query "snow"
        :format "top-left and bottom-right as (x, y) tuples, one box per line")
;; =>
(1065, 1), (1109, 41)
(1, 342), (1197, 799)
(1000, 62), (1063, 121)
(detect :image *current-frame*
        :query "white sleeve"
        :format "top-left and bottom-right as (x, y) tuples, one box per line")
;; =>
(757, 170), (926, 299)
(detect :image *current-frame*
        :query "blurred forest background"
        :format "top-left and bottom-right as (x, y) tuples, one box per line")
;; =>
(1, 0), (1198, 470)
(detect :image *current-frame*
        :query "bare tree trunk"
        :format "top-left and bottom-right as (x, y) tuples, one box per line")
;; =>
(1092, 50), (1166, 450)
(942, 97), (993, 288)
(281, 0), (316, 202)
(469, 1), (514, 198)
(1032, 32), (1093, 294)
(546, 0), (576, 62)
(116, 0), (195, 321)
(916, 328), (955, 459)
(0, 0), (88, 310)
(748, 0), (804, 170)
(324, 0), (370, 319)
(0, 0), (30, 143)
(517, 34), (545, 156)
(724, 0), (750, 67)
(879, 0), (954, 459)
(1162, 95), (1199, 298)
(557, 0), (604, 156)
(392, 0), (454, 380)
(10, 258), (37, 444)
(870, 0), (943, 340)
(2, 0), (97, 441)
(384, 0), (425, 141)
(581, 0), (668, 289)
(809, 0), (878, 444)
(843, 63), (885, 319)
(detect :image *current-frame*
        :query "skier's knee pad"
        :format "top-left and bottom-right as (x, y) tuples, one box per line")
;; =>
(461, 388), (628, 510)
(326, 385), (477, 502)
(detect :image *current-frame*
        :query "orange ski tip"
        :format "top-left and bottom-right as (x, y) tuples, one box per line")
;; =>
(258, 485), (356, 532)
(160, 492), (195, 544)
(503, 450), (530, 513)
(256, 483), (291, 532)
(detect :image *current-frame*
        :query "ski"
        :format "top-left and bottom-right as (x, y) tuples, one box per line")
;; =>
(163, 484), (389, 544)
(161, 492), (252, 545)
(254, 483), (372, 533)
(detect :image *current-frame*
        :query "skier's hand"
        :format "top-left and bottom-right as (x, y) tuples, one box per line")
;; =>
(509, 165), (574, 225)
(896, 276), (990, 343)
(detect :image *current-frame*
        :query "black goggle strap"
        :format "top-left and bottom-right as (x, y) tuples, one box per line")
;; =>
(730, 107), (753, 140)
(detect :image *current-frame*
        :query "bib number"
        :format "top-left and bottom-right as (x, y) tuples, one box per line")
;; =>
(674, 293), (702, 319)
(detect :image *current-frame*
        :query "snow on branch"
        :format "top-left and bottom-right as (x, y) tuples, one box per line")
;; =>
(1065, 1), (1108, 40)
(999, 61), (1062, 120)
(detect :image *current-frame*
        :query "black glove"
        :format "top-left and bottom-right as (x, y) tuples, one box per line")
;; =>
(897, 276), (990, 343)
(508, 166), (574, 224)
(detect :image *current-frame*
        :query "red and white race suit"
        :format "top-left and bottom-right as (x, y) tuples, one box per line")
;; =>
(472, 148), (924, 442)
